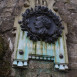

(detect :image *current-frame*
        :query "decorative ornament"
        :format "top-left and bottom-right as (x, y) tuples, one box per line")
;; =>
(18, 6), (64, 44)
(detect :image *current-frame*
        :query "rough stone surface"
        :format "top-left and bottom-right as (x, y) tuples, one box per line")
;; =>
(54, 0), (77, 77)
(0, 0), (77, 77)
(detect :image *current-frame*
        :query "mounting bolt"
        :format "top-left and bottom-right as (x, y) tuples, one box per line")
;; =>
(18, 21), (22, 24)
(24, 2), (30, 7)
(19, 50), (24, 55)
(53, 7), (58, 12)
(59, 54), (63, 59)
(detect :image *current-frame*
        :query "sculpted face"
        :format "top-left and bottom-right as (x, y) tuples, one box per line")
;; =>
(34, 16), (51, 35)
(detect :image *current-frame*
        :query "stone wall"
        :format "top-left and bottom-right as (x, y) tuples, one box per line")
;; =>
(0, 0), (77, 77)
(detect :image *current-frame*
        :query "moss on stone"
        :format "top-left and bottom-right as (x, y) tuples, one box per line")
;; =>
(0, 35), (11, 77)
(0, 36), (5, 59)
